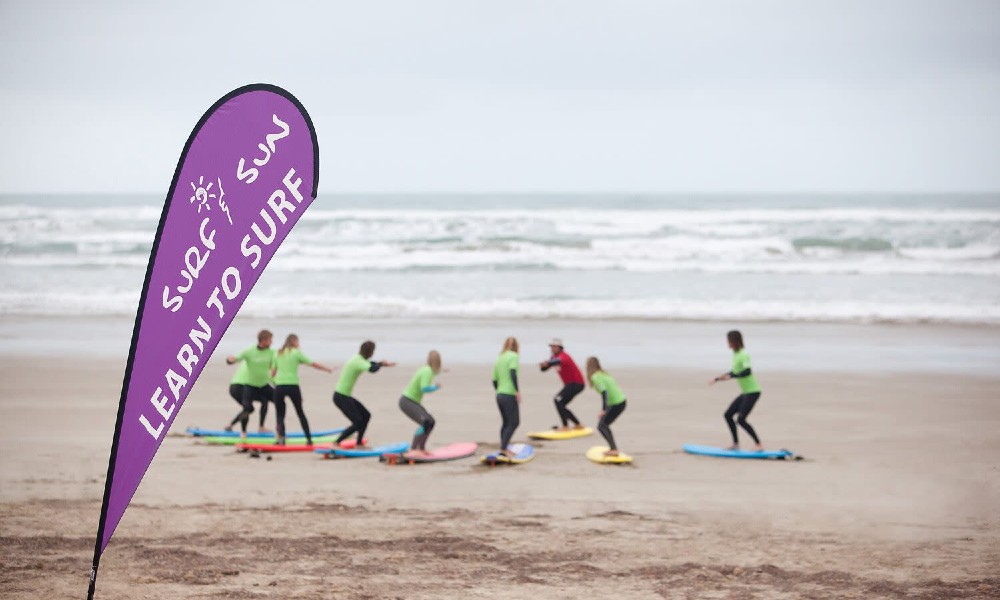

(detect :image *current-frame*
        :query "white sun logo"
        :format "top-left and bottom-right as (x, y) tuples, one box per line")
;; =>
(189, 176), (216, 213)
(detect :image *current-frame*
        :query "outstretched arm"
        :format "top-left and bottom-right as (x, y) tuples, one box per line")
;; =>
(310, 362), (334, 373)
(539, 358), (561, 371)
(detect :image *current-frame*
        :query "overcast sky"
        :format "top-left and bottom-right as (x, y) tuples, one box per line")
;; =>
(1, 0), (998, 194)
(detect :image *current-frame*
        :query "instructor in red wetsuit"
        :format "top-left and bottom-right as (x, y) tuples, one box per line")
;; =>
(539, 338), (587, 431)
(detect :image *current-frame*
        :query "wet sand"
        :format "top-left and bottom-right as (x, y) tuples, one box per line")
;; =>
(2, 324), (999, 598)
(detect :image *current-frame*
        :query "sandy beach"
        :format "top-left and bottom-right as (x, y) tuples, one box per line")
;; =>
(1, 317), (999, 599)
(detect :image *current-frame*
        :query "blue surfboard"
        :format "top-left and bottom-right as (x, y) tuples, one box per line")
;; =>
(186, 426), (344, 439)
(314, 442), (409, 458)
(481, 442), (535, 465)
(683, 444), (794, 459)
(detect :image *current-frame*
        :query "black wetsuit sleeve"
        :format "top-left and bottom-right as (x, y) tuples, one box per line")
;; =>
(492, 380), (498, 390)
(540, 358), (561, 371)
(729, 368), (752, 378)
(368, 361), (383, 373)
(510, 369), (519, 392)
(601, 390), (609, 411)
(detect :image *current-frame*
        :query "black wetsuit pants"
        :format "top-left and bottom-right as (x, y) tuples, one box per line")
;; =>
(333, 391), (370, 445)
(553, 382), (585, 426)
(274, 384), (312, 444)
(598, 401), (627, 451)
(724, 392), (761, 445)
(229, 383), (273, 433)
(496, 394), (520, 451)
(399, 396), (435, 450)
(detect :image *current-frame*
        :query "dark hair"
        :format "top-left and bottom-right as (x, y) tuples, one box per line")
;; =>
(359, 340), (376, 359)
(727, 330), (744, 350)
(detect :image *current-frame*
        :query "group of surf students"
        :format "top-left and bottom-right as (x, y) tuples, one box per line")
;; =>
(225, 329), (765, 457)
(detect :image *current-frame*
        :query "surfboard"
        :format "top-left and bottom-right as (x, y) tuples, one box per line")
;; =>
(586, 445), (633, 464)
(185, 426), (343, 438)
(381, 442), (478, 465)
(528, 427), (594, 441)
(480, 443), (535, 465)
(198, 434), (338, 446)
(315, 442), (409, 458)
(682, 444), (794, 459)
(236, 442), (324, 452)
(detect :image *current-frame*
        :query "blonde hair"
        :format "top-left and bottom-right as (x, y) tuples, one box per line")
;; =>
(427, 350), (442, 374)
(279, 334), (298, 355)
(585, 356), (604, 387)
(500, 336), (519, 354)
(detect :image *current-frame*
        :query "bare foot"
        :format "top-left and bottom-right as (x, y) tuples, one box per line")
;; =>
(604, 449), (620, 457)
(752, 444), (765, 452)
(573, 424), (585, 430)
(408, 449), (431, 457)
(725, 445), (739, 451)
(224, 425), (233, 432)
(258, 427), (272, 434)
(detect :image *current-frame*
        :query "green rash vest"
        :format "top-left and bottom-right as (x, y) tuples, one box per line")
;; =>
(403, 365), (436, 404)
(591, 371), (626, 407)
(230, 346), (276, 387)
(731, 348), (761, 394)
(492, 351), (520, 396)
(273, 348), (313, 386)
(336, 354), (372, 396)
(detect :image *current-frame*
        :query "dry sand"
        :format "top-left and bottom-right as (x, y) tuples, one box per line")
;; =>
(2, 338), (999, 598)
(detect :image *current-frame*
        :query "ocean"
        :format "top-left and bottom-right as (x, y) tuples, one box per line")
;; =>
(1, 193), (998, 324)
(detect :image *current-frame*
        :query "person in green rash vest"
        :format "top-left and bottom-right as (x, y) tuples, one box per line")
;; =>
(492, 337), (521, 457)
(398, 350), (443, 455)
(332, 340), (396, 448)
(709, 330), (765, 451)
(271, 333), (335, 446)
(225, 329), (277, 440)
(585, 356), (628, 457)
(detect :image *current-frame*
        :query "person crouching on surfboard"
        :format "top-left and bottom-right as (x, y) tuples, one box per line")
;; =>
(398, 350), (443, 456)
(332, 340), (396, 449)
(493, 337), (521, 458)
(539, 338), (586, 431)
(271, 334), (335, 446)
(224, 329), (277, 440)
(585, 357), (628, 457)
(708, 330), (765, 452)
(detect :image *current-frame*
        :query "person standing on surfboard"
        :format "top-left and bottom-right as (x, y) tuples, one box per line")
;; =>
(709, 330), (765, 452)
(538, 338), (586, 431)
(332, 340), (396, 449)
(271, 334), (334, 446)
(493, 337), (521, 457)
(398, 350), (443, 455)
(585, 357), (628, 457)
(224, 329), (277, 440)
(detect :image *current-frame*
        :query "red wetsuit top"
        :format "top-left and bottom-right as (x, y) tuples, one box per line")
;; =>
(550, 351), (585, 385)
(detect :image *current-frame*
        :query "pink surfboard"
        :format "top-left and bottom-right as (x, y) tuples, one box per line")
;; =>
(380, 442), (478, 465)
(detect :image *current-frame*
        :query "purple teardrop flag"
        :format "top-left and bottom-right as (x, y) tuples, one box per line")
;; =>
(88, 84), (319, 598)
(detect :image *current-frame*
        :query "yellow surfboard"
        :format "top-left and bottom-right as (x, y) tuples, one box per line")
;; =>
(527, 427), (594, 441)
(586, 445), (633, 465)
